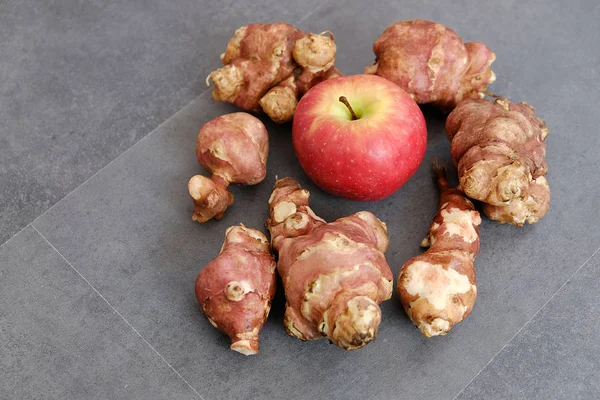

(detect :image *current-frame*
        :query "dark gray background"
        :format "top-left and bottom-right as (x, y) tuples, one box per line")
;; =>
(1, 1), (598, 399)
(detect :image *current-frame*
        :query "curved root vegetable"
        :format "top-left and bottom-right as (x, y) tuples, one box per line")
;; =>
(446, 97), (550, 225)
(206, 22), (341, 123)
(266, 177), (393, 350)
(195, 225), (276, 355)
(364, 20), (496, 110)
(188, 113), (268, 222)
(398, 163), (481, 337)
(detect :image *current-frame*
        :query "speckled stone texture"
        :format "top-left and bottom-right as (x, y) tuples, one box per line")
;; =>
(2, 0), (599, 399)
(0, 0), (324, 244)
(0, 226), (198, 399)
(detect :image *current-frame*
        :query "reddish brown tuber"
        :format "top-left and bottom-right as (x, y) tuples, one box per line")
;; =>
(266, 178), (393, 350)
(207, 23), (341, 123)
(365, 20), (496, 110)
(398, 163), (481, 337)
(188, 112), (268, 222)
(195, 224), (277, 355)
(446, 97), (550, 225)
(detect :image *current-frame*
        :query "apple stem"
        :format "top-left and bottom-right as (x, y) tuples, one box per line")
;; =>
(339, 96), (358, 120)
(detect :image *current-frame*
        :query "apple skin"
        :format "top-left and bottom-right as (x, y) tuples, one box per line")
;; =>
(292, 74), (427, 201)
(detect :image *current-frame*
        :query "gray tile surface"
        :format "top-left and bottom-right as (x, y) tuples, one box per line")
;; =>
(0, 226), (198, 399)
(2, 0), (599, 398)
(32, 3), (600, 390)
(0, 0), (326, 244)
(457, 248), (600, 400)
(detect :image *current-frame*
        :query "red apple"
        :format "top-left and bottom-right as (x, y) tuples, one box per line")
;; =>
(292, 74), (427, 201)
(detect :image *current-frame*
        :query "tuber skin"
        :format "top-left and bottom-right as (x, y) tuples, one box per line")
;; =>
(364, 20), (496, 110)
(188, 112), (268, 223)
(398, 163), (481, 337)
(206, 23), (341, 123)
(195, 224), (277, 355)
(446, 97), (550, 225)
(266, 177), (393, 350)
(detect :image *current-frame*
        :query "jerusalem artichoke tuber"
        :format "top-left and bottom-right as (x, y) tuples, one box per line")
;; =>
(364, 20), (496, 110)
(188, 112), (268, 223)
(207, 23), (341, 123)
(446, 97), (550, 225)
(195, 224), (276, 355)
(266, 178), (393, 350)
(398, 163), (481, 337)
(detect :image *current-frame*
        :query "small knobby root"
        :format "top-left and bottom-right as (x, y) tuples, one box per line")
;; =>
(195, 225), (276, 355)
(188, 174), (233, 223)
(190, 113), (268, 223)
(446, 97), (550, 224)
(206, 23), (340, 122)
(397, 161), (481, 337)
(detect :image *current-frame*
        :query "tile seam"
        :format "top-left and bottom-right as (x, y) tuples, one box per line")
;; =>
(452, 242), (600, 399)
(30, 224), (206, 400)
(28, 89), (210, 230)
(0, 224), (31, 250)
(2, 0), (335, 249)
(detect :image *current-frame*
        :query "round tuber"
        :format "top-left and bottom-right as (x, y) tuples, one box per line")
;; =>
(195, 224), (277, 355)
(364, 20), (496, 110)
(188, 112), (268, 223)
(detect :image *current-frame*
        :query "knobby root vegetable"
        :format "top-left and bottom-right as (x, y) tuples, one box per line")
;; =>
(446, 97), (550, 225)
(206, 22), (342, 123)
(195, 224), (276, 355)
(398, 163), (481, 337)
(364, 20), (496, 110)
(188, 113), (268, 222)
(266, 177), (393, 350)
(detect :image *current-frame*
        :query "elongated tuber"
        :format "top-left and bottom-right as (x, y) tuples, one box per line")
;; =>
(266, 177), (393, 350)
(446, 97), (550, 225)
(398, 163), (481, 337)
(364, 20), (496, 110)
(207, 22), (341, 123)
(195, 224), (276, 355)
(188, 112), (268, 222)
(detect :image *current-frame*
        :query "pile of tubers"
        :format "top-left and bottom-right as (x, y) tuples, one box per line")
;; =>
(190, 20), (551, 354)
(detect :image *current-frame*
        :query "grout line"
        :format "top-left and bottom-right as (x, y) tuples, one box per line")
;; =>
(30, 225), (206, 400)
(26, 0), (331, 233)
(294, 0), (332, 25)
(453, 243), (600, 399)
(3, 0), (335, 250)
(29, 90), (211, 229)
(0, 2), (340, 394)
(0, 224), (31, 250)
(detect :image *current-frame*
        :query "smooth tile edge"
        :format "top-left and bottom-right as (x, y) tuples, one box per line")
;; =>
(0, 0), (336, 250)
(26, 225), (207, 400)
(452, 242), (600, 399)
